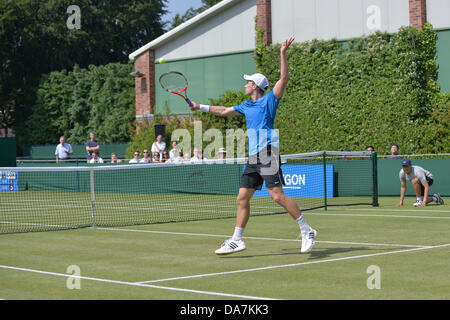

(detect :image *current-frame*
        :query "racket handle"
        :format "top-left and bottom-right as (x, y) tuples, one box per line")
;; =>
(185, 98), (193, 107)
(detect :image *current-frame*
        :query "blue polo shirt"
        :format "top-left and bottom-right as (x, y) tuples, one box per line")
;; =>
(233, 90), (280, 156)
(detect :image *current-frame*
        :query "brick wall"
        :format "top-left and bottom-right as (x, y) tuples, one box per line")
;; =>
(256, 0), (272, 45)
(409, 0), (427, 28)
(134, 50), (155, 121)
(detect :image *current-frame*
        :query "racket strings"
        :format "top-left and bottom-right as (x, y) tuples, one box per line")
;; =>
(159, 73), (188, 93)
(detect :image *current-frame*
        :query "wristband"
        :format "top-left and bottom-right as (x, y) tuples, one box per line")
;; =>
(199, 104), (210, 112)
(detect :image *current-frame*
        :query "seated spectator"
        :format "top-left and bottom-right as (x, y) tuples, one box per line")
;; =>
(343, 148), (353, 160)
(218, 147), (227, 160)
(183, 153), (191, 163)
(191, 148), (207, 162)
(169, 141), (181, 160)
(86, 132), (101, 162)
(55, 136), (73, 163)
(171, 150), (183, 163)
(129, 151), (140, 163)
(365, 146), (375, 160)
(151, 134), (166, 161)
(89, 151), (104, 163)
(110, 152), (122, 163)
(152, 152), (161, 163)
(140, 149), (151, 163)
(161, 150), (170, 162)
(387, 144), (402, 160)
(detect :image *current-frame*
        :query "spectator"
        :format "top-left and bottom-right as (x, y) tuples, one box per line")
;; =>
(171, 150), (183, 163)
(218, 147), (227, 159)
(183, 153), (191, 163)
(86, 132), (101, 162)
(55, 136), (73, 163)
(162, 150), (170, 162)
(365, 146), (375, 160)
(169, 141), (181, 160)
(110, 152), (122, 163)
(191, 148), (207, 162)
(140, 149), (151, 163)
(343, 148), (353, 160)
(151, 134), (166, 161)
(152, 152), (161, 163)
(396, 159), (444, 207)
(387, 144), (401, 160)
(129, 151), (140, 163)
(89, 151), (104, 163)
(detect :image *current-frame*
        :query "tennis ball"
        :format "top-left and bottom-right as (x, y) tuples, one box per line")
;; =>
(158, 57), (166, 64)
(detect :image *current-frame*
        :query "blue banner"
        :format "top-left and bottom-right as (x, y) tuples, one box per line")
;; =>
(0, 171), (19, 192)
(253, 165), (334, 198)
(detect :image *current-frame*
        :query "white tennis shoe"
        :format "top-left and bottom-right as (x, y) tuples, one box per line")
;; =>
(413, 200), (423, 207)
(215, 239), (246, 255)
(300, 228), (317, 253)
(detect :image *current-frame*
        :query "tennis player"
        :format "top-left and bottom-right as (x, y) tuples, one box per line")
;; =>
(191, 38), (317, 255)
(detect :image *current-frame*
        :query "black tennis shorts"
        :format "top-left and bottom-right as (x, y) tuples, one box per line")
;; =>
(420, 176), (434, 196)
(240, 146), (285, 190)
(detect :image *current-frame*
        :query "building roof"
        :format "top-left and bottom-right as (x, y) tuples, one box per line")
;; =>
(128, 0), (242, 60)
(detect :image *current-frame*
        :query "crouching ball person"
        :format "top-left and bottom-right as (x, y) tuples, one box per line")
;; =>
(397, 159), (444, 207)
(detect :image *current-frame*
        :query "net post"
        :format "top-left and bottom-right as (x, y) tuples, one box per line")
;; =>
(90, 167), (96, 228)
(322, 151), (327, 210)
(371, 151), (379, 207)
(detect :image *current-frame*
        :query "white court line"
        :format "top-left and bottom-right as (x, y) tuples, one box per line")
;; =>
(305, 212), (450, 219)
(97, 227), (429, 248)
(0, 264), (277, 300)
(327, 207), (450, 213)
(136, 243), (450, 284)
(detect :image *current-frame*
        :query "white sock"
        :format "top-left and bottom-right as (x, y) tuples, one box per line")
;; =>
(296, 216), (310, 234)
(417, 197), (423, 202)
(232, 227), (244, 241)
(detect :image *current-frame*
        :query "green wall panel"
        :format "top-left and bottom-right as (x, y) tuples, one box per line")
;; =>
(436, 29), (450, 93)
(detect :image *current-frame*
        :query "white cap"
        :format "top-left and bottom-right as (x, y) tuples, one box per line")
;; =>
(243, 73), (269, 91)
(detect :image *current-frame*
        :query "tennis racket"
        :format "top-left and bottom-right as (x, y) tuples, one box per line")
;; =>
(159, 71), (193, 107)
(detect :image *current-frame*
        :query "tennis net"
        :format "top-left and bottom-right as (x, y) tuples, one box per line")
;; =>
(0, 151), (377, 234)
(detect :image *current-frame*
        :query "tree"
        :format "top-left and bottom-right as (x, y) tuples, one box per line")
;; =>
(25, 63), (135, 146)
(0, 0), (167, 146)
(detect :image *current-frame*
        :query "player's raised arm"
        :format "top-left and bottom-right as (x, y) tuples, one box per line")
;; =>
(273, 37), (294, 99)
(190, 102), (240, 117)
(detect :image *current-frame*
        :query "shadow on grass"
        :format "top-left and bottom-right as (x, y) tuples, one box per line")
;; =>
(222, 245), (390, 260)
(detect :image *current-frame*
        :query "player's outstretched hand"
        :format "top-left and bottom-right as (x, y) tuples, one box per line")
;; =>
(281, 37), (295, 55)
(190, 102), (200, 112)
